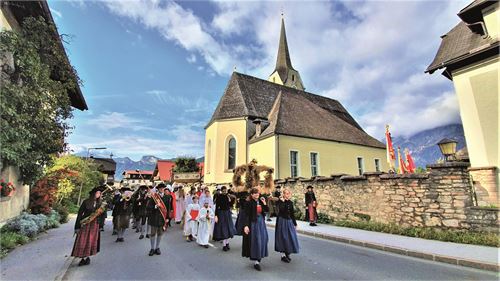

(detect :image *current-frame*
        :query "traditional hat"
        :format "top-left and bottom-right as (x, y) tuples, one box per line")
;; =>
(307, 185), (314, 190)
(120, 186), (132, 192)
(157, 183), (166, 189)
(88, 186), (102, 195)
(139, 185), (148, 190)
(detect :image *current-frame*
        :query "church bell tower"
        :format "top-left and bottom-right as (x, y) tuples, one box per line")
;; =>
(268, 15), (304, 90)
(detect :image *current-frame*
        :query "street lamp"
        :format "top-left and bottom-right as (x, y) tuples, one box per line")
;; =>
(77, 147), (107, 206)
(437, 138), (457, 162)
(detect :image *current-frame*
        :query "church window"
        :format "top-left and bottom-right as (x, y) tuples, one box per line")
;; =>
(290, 150), (299, 178)
(374, 159), (380, 172)
(273, 77), (275, 83)
(292, 74), (295, 81)
(357, 157), (364, 175)
(228, 137), (236, 170)
(310, 152), (318, 177)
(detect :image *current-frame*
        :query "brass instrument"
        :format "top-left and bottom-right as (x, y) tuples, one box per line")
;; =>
(80, 184), (114, 226)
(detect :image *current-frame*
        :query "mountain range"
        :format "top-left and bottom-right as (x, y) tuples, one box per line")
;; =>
(75, 124), (465, 179)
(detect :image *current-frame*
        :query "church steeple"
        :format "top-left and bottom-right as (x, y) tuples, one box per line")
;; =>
(269, 15), (304, 90)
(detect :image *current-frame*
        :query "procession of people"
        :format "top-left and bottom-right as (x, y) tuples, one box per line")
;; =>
(70, 170), (318, 271)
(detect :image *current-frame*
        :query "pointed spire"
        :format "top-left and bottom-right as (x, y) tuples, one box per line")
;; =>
(275, 16), (294, 73)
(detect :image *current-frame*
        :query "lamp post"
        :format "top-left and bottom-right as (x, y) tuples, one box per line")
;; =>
(437, 138), (458, 162)
(77, 147), (107, 206)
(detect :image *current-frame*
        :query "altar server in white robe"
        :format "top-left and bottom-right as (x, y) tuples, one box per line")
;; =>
(184, 196), (200, 242)
(197, 199), (214, 248)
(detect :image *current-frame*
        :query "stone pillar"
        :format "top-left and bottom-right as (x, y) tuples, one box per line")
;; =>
(468, 166), (499, 206)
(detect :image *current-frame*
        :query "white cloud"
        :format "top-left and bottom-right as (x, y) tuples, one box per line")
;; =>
(86, 111), (165, 132)
(103, 0), (471, 143)
(50, 8), (62, 18)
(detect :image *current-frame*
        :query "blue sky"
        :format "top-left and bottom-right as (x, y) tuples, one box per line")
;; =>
(49, 0), (468, 161)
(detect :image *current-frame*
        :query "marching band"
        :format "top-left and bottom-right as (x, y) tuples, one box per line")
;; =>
(71, 180), (305, 271)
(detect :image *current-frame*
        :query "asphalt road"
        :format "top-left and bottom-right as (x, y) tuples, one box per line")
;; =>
(63, 219), (498, 280)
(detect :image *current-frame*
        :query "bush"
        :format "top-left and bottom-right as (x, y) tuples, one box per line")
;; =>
(4, 217), (39, 238)
(333, 220), (500, 247)
(46, 210), (61, 228)
(317, 213), (332, 224)
(52, 202), (69, 223)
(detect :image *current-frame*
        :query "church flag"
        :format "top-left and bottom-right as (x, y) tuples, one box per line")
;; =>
(397, 147), (407, 174)
(404, 148), (416, 173)
(385, 125), (396, 171)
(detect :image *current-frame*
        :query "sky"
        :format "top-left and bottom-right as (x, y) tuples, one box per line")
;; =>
(49, 0), (469, 161)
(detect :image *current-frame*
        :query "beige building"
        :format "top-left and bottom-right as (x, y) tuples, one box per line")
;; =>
(204, 18), (387, 185)
(426, 0), (499, 205)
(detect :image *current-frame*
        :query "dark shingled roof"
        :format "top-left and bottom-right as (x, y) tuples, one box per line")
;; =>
(272, 18), (296, 83)
(208, 72), (385, 149)
(90, 157), (117, 174)
(426, 1), (499, 74)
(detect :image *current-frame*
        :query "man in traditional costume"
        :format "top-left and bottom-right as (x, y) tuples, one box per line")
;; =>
(304, 185), (318, 226)
(134, 185), (148, 239)
(196, 199), (214, 248)
(71, 187), (104, 266)
(114, 187), (133, 242)
(184, 195), (200, 242)
(111, 189), (122, 235)
(275, 188), (299, 263)
(242, 188), (269, 271)
(213, 186), (236, 251)
(146, 183), (173, 256)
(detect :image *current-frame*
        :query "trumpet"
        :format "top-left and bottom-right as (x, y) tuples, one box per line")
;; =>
(121, 190), (133, 201)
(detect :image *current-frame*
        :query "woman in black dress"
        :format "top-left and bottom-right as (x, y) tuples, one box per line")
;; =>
(213, 186), (237, 251)
(275, 188), (299, 263)
(242, 187), (269, 271)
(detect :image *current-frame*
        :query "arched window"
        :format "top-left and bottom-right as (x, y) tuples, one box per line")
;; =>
(228, 137), (236, 170)
(207, 140), (211, 173)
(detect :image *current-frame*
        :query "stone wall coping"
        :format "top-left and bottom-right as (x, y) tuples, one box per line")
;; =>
(316, 176), (335, 182)
(300, 178), (314, 182)
(379, 173), (429, 180)
(330, 173), (348, 178)
(340, 175), (367, 181)
(363, 172), (384, 176)
(469, 206), (500, 212)
(426, 162), (470, 169)
(468, 166), (498, 172)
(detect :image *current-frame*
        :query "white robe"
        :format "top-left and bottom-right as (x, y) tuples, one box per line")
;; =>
(175, 193), (186, 222)
(184, 203), (200, 237)
(196, 206), (214, 246)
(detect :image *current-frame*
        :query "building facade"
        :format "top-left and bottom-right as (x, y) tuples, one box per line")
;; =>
(121, 170), (153, 188)
(426, 0), (499, 205)
(204, 18), (387, 184)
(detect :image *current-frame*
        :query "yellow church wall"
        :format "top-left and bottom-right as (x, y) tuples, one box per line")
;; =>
(482, 3), (499, 38)
(204, 118), (248, 184)
(277, 135), (387, 179)
(269, 72), (284, 86)
(451, 56), (499, 184)
(268, 70), (304, 90)
(248, 136), (276, 170)
(1, 6), (19, 31)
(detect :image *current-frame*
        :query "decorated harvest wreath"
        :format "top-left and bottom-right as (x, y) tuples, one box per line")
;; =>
(232, 159), (274, 195)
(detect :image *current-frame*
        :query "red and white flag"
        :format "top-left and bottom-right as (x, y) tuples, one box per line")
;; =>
(404, 148), (416, 173)
(397, 147), (407, 174)
(385, 125), (396, 171)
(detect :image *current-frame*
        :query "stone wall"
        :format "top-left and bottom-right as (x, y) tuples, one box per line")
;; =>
(277, 162), (499, 233)
(0, 165), (30, 225)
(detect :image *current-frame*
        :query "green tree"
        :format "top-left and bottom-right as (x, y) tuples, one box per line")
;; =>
(47, 155), (102, 204)
(173, 157), (199, 173)
(0, 17), (81, 184)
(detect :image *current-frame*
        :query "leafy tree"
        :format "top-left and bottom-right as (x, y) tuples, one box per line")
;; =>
(47, 155), (102, 204)
(173, 157), (199, 173)
(0, 17), (81, 184)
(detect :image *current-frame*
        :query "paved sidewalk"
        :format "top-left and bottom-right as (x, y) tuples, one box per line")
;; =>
(1, 216), (76, 281)
(265, 218), (500, 271)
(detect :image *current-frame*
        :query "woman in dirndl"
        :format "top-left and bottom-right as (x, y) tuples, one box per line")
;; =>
(234, 189), (250, 235)
(274, 188), (299, 263)
(242, 187), (269, 271)
(71, 187), (102, 266)
(213, 186), (237, 251)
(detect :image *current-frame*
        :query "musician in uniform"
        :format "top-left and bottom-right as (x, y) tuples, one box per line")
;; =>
(111, 189), (122, 235)
(134, 185), (148, 239)
(304, 185), (318, 226)
(114, 187), (133, 242)
(213, 186), (236, 251)
(146, 183), (173, 256)
(275, 188), (300, 263)
(242, 187), (269, 271)
(71, 186), (103, 266)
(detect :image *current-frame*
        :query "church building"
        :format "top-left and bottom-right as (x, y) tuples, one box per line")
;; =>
(204, 17), (387, 184)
